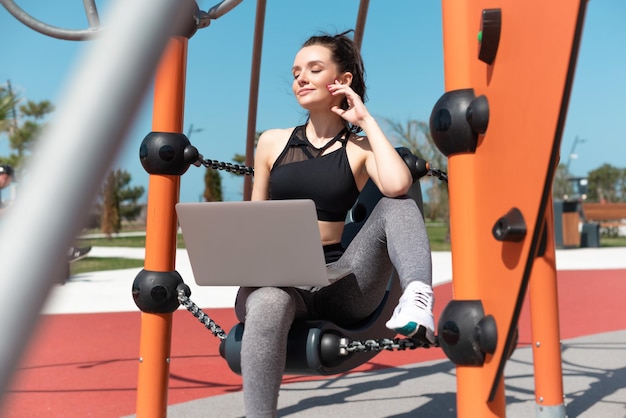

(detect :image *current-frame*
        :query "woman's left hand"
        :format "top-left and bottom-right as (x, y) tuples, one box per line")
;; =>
(327, 81), (369, 126)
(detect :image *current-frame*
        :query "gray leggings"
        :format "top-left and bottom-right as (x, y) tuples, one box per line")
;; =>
(234, 197), (432, 417)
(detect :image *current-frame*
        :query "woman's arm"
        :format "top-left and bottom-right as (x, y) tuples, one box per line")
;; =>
(359, 116), (412, 196)
(250, 128), (294, 201)
(250, 131), (272, 201)
(328, 82), (412, 196)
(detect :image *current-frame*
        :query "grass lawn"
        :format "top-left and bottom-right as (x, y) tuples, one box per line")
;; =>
(77, 234), (186, 249)
(72, 223), (625, 274)
(598, 235), (626, 247)
(70, 257), (145, 276)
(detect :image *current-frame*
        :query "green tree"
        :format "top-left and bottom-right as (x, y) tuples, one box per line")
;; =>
(100, 171), (120, 236)
(11, 100), (54, 158)
(203, 169), (223, 202)
(552, 163), (576, 201)
(587, 163), (625, 203)
(0, 81), (54, 169)
(186, 124), (225, 202)
(0, 84), (19, 135)
(99, 169), (145, 236)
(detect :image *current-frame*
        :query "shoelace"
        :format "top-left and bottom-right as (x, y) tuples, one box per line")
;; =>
(412, 291), (432, 310)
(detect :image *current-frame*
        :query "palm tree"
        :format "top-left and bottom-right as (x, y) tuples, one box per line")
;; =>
(384, 118), (449, 224)
(0, 82), (19, 138)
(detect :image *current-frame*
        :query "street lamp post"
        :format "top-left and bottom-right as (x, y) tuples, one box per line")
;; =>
(565, 135), (586, 174)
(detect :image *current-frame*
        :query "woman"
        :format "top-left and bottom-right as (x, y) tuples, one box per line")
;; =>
(234, 31), (434, 417)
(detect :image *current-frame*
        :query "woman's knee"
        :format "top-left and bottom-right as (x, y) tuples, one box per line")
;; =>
(235, 286), (297, 323)
(374, 196), (420, 219)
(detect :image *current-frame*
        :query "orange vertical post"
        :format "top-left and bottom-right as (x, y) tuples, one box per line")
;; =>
(529, 206), (565, 412)
(136, 37), (188, 417)
(438, 1), (586, 417)
(441, 1), (506, 416)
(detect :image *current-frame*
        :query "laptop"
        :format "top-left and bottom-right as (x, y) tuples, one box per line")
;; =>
(175, 199), (353, 287)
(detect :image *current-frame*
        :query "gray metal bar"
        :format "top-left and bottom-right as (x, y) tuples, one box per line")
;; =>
(243, 0), (266, 201)
(0, 0), (195, 402)
(196, 0), (244, 29)
(82, 0), (101, 29)
(354, 0), (370, 49)
(0, 0), (100, 40)
(206, 0), (243, 19)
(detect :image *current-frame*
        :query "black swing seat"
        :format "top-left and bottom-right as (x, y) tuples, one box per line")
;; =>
(219, 180), (424, 376)
(220, 272), (401, 375)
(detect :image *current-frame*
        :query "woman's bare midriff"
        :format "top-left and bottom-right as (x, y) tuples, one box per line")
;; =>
(319, 220), (347, 246)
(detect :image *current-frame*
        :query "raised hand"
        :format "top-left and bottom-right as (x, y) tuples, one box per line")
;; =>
(327, 80), (370, 126)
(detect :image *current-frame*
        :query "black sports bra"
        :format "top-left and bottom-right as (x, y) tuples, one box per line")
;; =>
(269, 125), (360, 222)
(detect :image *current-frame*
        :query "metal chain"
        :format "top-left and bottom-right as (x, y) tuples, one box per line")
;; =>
(199, 158), (254, 176)
(177, 287), (228, 341)
(178, 286), (441, 357)
(428, 167), (448, 183)
(196, 157), (447, 183)
(340, 336), (439, 354)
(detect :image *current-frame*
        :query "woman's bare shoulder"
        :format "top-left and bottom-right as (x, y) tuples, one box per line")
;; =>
(255, 127), (296, 164)
(257, 127), (296, 151)
(259, 127), (295, 141)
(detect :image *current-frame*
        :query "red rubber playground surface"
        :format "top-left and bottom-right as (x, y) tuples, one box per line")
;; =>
(2, 266), (625, 417)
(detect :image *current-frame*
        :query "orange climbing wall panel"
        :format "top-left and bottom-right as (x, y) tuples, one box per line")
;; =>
(440, 0), (587, 415)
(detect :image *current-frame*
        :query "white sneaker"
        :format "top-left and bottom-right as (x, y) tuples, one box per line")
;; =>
(67, 246), (92, 263)
(385, 281), (435, 343)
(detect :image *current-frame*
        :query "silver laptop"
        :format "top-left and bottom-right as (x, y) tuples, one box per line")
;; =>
(175, 199), (352, 287)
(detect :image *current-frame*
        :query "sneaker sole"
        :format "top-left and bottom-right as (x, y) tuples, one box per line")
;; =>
(391, 321), (418, 337)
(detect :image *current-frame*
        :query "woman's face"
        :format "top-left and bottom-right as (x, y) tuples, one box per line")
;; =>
(0, 174), (12, 190)
(292, 45), (343, 111)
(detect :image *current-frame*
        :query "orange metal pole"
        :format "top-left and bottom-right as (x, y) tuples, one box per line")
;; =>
(439, 0), (584, 415)
(136, 36), (188, 417)
(529, 205), (565, 410)
(441, 1), (505, 416)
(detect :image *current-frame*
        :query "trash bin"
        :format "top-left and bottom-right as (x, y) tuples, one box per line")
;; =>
(580, 222), (600, 248)
(554, 200), (581, 249)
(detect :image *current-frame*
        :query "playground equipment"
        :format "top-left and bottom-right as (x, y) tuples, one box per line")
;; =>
(218, 173), (435, 377)
(432, 1), (587, 416)
(0, 0), (588, 417)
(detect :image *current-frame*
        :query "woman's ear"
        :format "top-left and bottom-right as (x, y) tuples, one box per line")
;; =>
(340, 72), (353, 86)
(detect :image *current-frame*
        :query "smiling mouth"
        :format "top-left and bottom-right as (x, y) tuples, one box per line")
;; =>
(298, 89), (314, 96)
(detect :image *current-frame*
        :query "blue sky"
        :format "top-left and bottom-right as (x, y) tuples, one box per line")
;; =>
(1, 0), (625, 204)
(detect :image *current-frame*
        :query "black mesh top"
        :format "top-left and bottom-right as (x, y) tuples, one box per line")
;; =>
(269, 125), (360, 222)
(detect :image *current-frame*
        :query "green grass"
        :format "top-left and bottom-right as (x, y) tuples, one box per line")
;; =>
(71, 223), (626, 274)
(70, 257), (145, 276)
(424, 222), (626, 250)
(426, 223), (451, 251)
(597, 235), (626, 247)
(76, 234), (186, 248)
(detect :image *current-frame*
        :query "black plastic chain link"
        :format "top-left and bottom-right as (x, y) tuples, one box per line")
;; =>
(340, 335), (439, 354)
(177, 287), (228, 341)
(199, 158), (254, 176)
(428, 167), (448, 183)
(197, 155), (448, 184)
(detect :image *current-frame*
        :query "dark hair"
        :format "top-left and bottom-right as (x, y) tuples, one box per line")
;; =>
(302, 30), (367, 133)
(0, 165), (14, 178)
